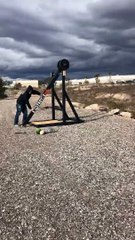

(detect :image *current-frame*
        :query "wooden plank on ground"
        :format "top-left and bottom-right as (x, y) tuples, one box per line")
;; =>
(31, 119), (62, 125)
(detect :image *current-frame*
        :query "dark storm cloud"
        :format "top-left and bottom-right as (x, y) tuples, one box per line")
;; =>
(0, 5), (60, 53)
(65, 0), (135, 76)
(0, 0), (135, 79)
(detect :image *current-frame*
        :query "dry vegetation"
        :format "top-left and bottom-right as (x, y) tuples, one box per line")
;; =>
(56, 83), (135, 118)
(3, 82), (135, 119)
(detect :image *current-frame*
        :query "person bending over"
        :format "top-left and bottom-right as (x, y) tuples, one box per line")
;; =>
(14, 85), (40, 127)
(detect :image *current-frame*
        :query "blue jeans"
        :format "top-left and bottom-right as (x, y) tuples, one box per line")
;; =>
(14, 104), (28, 125)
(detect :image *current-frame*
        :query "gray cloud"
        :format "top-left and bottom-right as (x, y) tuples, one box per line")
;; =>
(0, 0), (135, 79)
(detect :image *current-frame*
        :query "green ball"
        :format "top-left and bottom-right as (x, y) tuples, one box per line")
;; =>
(36, 128), (41, 134)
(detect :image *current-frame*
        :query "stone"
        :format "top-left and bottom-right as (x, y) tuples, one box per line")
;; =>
(120, 111), (132, 118)
(85, 104), (100, 111)
(72, 102), (85, 109)
(96, 93), (113, 99)
(99, 106), (109, 112)
(113, 93), (131, 101)
(108, 108), (120, 115)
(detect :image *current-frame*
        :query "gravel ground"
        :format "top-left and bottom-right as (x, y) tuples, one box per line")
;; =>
(0, 96), (135, 240)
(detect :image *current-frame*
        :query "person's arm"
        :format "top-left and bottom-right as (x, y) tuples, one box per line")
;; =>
(32, 89), (41, 95)
(26, 100), (32, 109)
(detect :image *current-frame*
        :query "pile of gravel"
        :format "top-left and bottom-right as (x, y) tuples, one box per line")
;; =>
(0, 98), (135, 240)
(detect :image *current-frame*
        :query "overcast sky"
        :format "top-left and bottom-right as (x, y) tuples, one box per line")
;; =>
(0, 0), (135, 79)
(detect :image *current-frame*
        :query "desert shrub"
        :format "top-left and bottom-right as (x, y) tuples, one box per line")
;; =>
(95, 74), (100, 85)
(68, 81), (73, 86)
(131, 111), (135, 119)
(14, 82), (22, 90)
(105, 100), (125, 111)
(0, 77), (6, 98)
(84, 80), (89, 85)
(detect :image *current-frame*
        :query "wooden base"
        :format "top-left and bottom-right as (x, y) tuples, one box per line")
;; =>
(30, 119), (83, 127)
(31, 119), (61, 126)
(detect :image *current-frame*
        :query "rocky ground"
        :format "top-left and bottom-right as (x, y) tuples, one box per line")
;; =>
(0, 95), (135, 240)
(65, 84), (135, 118)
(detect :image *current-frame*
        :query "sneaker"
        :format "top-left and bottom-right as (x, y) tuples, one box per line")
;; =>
(14, 125), (19, 128)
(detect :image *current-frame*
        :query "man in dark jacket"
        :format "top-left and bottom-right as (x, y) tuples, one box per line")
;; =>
(14, 85), (40, 126)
